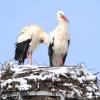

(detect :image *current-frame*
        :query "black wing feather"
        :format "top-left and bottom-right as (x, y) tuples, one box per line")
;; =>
(14, 39), (31, 65)
(48, 38), (54, 66)
(63, 39), (70, 64)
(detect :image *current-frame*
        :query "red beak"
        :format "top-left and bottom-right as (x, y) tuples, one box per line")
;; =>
(62, 15), (69, 22)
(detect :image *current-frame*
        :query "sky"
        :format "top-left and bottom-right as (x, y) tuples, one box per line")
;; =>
(0, 0), (100, 78)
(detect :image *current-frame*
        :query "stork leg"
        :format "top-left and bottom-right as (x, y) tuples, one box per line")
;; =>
(60, 59), (64, 66)
(61, 52), (67, 66)
(27, 52), (32, 64)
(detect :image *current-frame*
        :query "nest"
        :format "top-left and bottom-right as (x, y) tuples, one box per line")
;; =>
(0, 61), (100, 100)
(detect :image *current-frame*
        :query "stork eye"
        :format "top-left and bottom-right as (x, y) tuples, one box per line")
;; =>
(40, 39), (44, 43)
(59, 13), (62, 16)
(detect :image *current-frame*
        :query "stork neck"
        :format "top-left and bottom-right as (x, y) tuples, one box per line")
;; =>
(59, 21), (68, 29)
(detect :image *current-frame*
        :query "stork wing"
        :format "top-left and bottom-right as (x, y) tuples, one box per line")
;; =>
(67, 32), (70, 49)
(48, 38), (54, 66)
(17, 26), (33, 43)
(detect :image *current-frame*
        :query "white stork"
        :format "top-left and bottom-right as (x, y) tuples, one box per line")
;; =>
(14, 25), (47, 65)
(48, 11), (70, 67)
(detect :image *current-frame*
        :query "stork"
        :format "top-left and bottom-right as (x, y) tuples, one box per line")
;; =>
(14, 25), (47, 65)
(48, 11), (70, 67)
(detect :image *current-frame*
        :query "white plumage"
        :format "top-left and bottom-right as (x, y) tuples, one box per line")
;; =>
(15, 25), (47, 65)
(48, 11), (70, 67)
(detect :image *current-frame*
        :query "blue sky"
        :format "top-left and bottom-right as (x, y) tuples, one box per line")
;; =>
(0, 0), (100, 78)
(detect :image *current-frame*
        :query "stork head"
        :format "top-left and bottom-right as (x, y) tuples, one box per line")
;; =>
(39, 31), (49, 45)
(57, 11), (69, 23)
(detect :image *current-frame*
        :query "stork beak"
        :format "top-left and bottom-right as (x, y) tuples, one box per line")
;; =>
(62, 15), (69, 22)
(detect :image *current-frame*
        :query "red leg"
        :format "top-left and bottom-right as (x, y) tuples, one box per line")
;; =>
(61, 58), (64, 66)
(60, 54), (64, 66)
(27, 52), (32, 65)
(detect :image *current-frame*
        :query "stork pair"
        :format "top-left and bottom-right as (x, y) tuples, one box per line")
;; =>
(14, 11), (70, 67)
